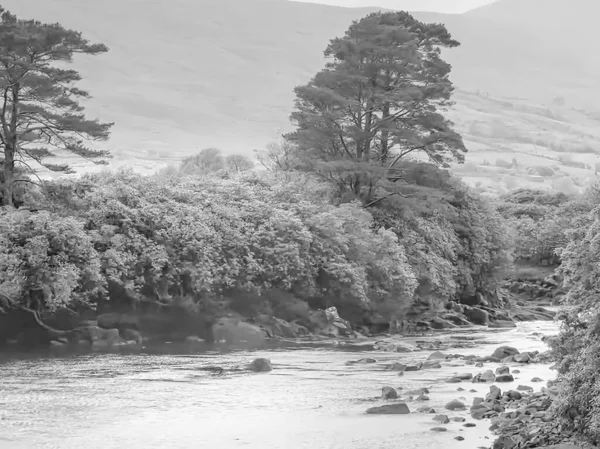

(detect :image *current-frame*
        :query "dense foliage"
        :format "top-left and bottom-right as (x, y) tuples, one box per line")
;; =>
(542, 186), (600, 443)
(0, 10), (514, 328)
(496, 188), (574, 265)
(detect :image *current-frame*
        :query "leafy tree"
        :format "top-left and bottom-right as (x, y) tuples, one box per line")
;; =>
(179, 147), (225, 175)
(284, 11), (466, 203)
(225, 154), (254, 173)
(0, 7), (113, 207)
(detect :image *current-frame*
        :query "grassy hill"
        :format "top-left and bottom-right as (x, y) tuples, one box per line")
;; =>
(2, 0), (599, 188)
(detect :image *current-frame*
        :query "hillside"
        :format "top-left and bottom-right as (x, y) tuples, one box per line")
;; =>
(1, 0), (598, 184)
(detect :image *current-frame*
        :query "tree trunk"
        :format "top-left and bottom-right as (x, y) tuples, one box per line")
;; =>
(2, 145), (14, 207)
(380, 103), (390, 162)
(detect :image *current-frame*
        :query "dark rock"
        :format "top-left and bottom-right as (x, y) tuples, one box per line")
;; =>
(443, 313), (471, 326)
(514, 353), (531, 363)
(422, 361), (442, 369)
(431, 427), (447, 432)
(496, 366), (510, 375)
(517, 385), (533, 391)
(496, 374), (515, 383)
(428, 351), (448, 360)
(491, 346), (520, 360)
(433, 414), (450, 424)
(464, 307), (490, 325)
(447, 377), (463, 383)
(430, 317), (458, 329)
(445, 399), (466, 410)
(455, 436), (465, 441)
(366, 403), (410, 414)
(404, 363), (422, 372)
(213, 318), (269, 345)
(532, 377), (544, 382)
(486, 386), (502, 402)
(464, 423), (476, 427)
(381, 387), (398, 399)
(452, 417), (466, 422)
(248, 358), (272, 372)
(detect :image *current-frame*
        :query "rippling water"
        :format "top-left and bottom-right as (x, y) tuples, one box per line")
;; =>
(0, 321), (560, 449)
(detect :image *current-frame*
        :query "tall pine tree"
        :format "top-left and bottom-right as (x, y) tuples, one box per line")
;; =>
(285, 11), (466, 203)
(0, 7), (113, 206)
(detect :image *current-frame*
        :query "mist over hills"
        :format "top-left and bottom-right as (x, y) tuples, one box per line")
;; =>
(3, 0), (599, 182)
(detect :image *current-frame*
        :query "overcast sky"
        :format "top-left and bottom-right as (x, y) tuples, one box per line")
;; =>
(292, 0), (498, 13)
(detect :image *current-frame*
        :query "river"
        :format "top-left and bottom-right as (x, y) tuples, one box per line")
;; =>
(0, 321), (559, 449)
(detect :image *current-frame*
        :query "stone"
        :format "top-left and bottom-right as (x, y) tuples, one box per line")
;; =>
(496, 366), (510, 375)
(387, 362), (406, 371)
(517, 385), (533, 391)
(456, 373), (474, 380)
(455, 436), (465, 441)
(431, 427), (447, 432)
(430, 316), (458, 329)
(247, 358), (272, 372)
(366, 403), (410, 414)
(464, 307), (490, 325)
(213, 317), (269, 345)
(464, 423), (476, 427)
(532, 377), (544, 382)
(428, 351), (448, 360)
(486, 385), (502, 402)
(445, 399), (466, 411)
(433, 414), (450, 424)
(452, 417), (466, 422)
(422, 361), (442, 369)
(381, 387), (398, 399)
(496, 374), (515, 382)
(475, 362), (484, 367)
(514, 353), (531, 363)
(404, 363), (422, 371)
(491, 346), (520, 360)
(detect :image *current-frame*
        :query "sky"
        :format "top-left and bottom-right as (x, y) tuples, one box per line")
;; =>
(292, 0), (498, 13)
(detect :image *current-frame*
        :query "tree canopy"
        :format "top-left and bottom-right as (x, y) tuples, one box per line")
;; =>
(0, 7), (113, 206)
(284, 11), (465, 203)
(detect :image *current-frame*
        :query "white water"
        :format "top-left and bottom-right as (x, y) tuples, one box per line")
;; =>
(0, 321), (559, 449)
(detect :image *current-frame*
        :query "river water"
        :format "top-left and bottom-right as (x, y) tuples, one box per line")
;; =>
(0, 321), (559, 449)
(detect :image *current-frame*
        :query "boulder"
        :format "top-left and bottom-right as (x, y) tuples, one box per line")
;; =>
(248, 358), (272, 372)
(514, 353), (531, 363)
(442, 313), (471, 326)
(430, 316), (457, 329)
(213, 317), (269, 346)
(491, 346), (520, 360)
(496, 374), (515, 382)
(463, 307), (490, 325)
(366, 403), (410, 414)
(445, 399), (466, 411)
(433, 414), (450, 424)
(381, 387), (398, 399)
(496, 366), (510, 375)
(428, 351), (448, 360)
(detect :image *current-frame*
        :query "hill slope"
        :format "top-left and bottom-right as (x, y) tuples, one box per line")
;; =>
(1, 0), (598, 179)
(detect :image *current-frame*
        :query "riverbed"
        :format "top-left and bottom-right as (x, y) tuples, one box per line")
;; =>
(0, 321), (559, 449)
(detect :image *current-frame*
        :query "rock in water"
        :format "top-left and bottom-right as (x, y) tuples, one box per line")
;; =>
(491, 346), (520, 359)
(428, 351), (448, 360)
(366, 403), (410, 414)
(248, 358), (272, 372)
(381, 387), (398, 399)
(445, 399), (466, 410)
